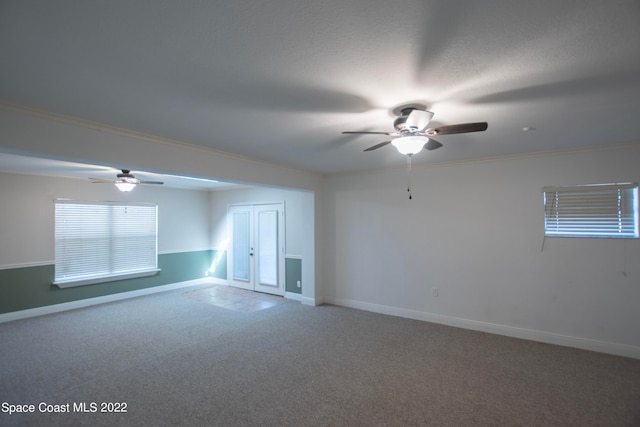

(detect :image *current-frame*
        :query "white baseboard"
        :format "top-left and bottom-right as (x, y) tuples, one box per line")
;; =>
(284, 292), (302, 301)
(301, 295), (323, 306)
(323, 296), (640, 360)
(0, 278), (215, 324)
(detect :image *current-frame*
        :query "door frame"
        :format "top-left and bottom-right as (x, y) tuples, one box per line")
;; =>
(227, 202), (285, 296)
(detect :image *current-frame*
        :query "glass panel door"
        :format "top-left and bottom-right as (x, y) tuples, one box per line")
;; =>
(228, 203), (285, 296)
(257, 208), (278, 287)
(228, 206), (253, 290)
(232, 211), (251, 281)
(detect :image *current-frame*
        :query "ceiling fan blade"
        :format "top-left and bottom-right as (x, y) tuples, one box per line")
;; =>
(424, 139), (443, 151)
(363, 140), (392, 152)
(428, 122), (488, 135)
(405, 109), (434, 131)
(342, 131), (391, 135)
(139, 181), (164, 185)
(89, 178), (116, 183)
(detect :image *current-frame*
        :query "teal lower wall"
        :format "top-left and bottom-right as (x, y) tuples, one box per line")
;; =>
(285, 257), (302, 294)
(0, 250), (216, 314)
(0, 250), (301, 314)
(207, 249), (227, 280)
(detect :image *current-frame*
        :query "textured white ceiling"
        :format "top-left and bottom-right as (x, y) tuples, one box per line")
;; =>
(1, 0), (639, 175)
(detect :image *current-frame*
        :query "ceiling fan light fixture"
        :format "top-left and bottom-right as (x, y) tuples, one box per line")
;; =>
(115, 182), (136, 192)
(391, 136), (429, 155)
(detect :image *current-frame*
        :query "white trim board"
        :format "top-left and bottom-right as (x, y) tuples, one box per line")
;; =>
(158, 248), (217, 255)
(284, 292), (302, 301)
(0, 278), (215, 324)
(0, 248), (223, 269)
(0, 261), (54, 270)
(323, 296), (640, 360)
(301, 296), (322, 306)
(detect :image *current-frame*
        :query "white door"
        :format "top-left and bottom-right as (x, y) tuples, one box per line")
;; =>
(228, 203), (285, 296)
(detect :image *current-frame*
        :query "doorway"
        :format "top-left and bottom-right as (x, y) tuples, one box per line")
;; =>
(228, 203), (285, 296)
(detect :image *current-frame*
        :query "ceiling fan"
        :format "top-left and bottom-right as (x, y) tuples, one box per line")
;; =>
(90, 169), (164, 192)
(342, 105), (488, 155)
(342, 105), (488, 199)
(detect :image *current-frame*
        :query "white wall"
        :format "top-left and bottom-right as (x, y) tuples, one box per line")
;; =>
(0, 172), (211, 267)
(322, 145), (640, 356)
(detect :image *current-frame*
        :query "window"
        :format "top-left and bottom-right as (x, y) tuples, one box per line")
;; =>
(54, 200), (159, 287)
(542, 183), (638, 238)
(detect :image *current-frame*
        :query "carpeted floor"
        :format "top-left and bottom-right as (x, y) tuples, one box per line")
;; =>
(1, 285), (639, 426)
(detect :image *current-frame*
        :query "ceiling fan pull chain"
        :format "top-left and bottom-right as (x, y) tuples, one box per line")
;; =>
(407, 154), (412, 200)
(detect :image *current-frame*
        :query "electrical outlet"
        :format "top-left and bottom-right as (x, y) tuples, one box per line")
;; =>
(431, 287), (439, 297)
(297, 280), (301, 288)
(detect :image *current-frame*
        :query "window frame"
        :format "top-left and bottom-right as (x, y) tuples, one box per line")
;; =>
(542, 182), (639, 239)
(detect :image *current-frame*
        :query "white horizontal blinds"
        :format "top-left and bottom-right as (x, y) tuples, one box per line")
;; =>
(55, 203), (111, 280)
(110, 204), (157, 273)
(543, 183), (638, 238)
(55, 201), (157, 283)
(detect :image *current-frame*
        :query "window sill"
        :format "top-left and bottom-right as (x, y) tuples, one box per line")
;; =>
(53, 269), (161, 288)
(544, 234), (638, 239)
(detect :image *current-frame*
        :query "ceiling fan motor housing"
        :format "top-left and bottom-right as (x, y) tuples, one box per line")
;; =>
(393, 115), (408, 132)
(116, 169), (140, 184)
(117, 169), (135, 179)
(394, 108), (423, 133)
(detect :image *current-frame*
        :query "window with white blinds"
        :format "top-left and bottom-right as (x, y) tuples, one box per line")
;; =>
(54, 200), (159, 287)
(542, 183), (638, 238)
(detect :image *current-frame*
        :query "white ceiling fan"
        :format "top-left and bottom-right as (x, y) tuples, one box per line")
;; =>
(342, 104), (488, 155)
(342, 104), (488, 199)
(89, 169), (164, 192)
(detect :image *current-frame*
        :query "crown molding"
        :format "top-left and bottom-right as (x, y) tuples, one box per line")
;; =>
(0, 103), (317, 178)
(418, 140), (640, 170)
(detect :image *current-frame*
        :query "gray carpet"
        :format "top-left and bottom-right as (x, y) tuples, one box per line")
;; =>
(1, 286), (639, 426)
